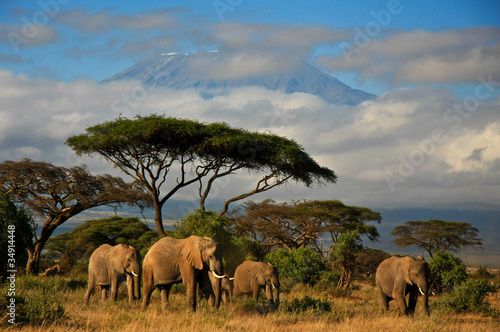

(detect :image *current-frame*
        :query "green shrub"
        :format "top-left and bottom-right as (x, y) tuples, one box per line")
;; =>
(436, 278), (497, 315)
(428, 251), (467, 293)
(315, 270), (341, 292)
(266, 248), (326, 285)
(283, 296), (331, 314)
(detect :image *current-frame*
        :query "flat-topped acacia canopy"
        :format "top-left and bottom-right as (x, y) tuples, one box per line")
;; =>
(66, 114), (337, 234)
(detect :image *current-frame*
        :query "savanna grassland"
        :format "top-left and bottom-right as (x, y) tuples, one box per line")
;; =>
(2, 271), (499, 332)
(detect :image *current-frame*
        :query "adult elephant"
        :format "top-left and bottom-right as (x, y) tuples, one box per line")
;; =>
(233, 261), (280, 307)
(142, 236), (225, 311)
(84, 244), (141, 304)
(375, 256), (430, 315)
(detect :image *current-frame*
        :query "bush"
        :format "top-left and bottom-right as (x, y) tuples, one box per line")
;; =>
(266, 248), (326, 285)
(428, 251), (467, 293)
(436, 278), (497, 315)
(283, 296), (331, 314)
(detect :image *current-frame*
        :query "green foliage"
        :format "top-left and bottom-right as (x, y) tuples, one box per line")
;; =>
(47, 216), (159, 261)
(283, 296), (331, 314)
(429, 251), (467, 293)
(315, 270), (341, 292)
(0, 194), (34, 277)
(435, 279), (497, 315)
(330, 231), (363, 289)
(173, 210), (264, 274)
(266, 248), (326, 285)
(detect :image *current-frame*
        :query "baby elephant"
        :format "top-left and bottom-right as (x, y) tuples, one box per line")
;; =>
(84, 243), (141, 304)
(233, 261), (280, 307)
(375, 255), (430, 315)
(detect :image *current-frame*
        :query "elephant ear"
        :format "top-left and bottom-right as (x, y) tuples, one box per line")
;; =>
(404, 259), (414, 285)
(184, 237), (204, 270)
(250, 264), (266, 285)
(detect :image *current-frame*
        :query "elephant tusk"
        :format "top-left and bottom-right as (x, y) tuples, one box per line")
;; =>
(132, 270), (139, 277)
(419, 287), (425, 296)
(229, 277), (234, 281)
(211, 271), (225, 279)
(272, 283), (276, 289)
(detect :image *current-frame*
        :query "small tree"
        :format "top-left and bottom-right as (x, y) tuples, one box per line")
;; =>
(0, 194), (34, 280)
(329, 231), (363, 289)
(266, 248), (326, 285)
(428, 251), (467, 293)
(391, 219), (482, 258)
(233, 199), (380, 254)
(0, 159), (150, 275)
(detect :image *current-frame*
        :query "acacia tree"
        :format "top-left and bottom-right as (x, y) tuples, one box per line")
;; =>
(0, 159), (150, 275)
(391, 219), (483, 258)
(67, 115), (336, 234)
(232, 199), (381, 254)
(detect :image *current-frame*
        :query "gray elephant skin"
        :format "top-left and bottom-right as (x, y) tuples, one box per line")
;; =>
(84, 243), (141, 303)
(233, 261), (280, 307)
(142, 236), (225, 311)
(375, 256), (430, 315)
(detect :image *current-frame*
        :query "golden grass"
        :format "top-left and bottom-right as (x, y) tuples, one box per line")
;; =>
(3, 276), (499, 332)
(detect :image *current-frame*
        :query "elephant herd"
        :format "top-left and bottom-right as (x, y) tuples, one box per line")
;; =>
(83, 235), (280, 311)
(84, 235), (430, 315)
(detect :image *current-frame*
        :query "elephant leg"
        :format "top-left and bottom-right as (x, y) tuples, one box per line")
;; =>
(376, 286), (389, 312)
(100, 285), (108, 302)
(142, 277), (154, 310)
(110, 278), (119, 301)
(160, 285), (172, 309)
(407, 289), (418, 315)
(393, 290), (408, 315)
(252, 284), (260, 300)
(184, 278), (198, 311)
(84, 274), (95, 304)
(127, 274), (134, 302)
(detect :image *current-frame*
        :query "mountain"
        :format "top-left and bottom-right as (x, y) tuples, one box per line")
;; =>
(102, 51), (375, 105)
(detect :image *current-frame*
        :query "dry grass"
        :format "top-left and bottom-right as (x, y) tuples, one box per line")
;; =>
(2, 275), (499, 332)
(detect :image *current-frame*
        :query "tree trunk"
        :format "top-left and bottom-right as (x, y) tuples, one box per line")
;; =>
(154, 200), (165, 235)
(26, 240), (46, 276)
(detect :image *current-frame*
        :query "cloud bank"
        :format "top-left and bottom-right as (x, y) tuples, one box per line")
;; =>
(1, 69), (499, 211)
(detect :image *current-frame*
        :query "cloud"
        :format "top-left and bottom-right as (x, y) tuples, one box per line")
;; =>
(56, 9), (179, 33)
(1, 69), (499, 211)
(316, 27), (500, 84)
(0, 22), (59, 50)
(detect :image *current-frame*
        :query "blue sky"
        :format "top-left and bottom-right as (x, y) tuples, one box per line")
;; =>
(1, 0), (499, 220)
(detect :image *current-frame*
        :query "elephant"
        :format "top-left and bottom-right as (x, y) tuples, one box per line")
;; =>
(142, 236), (226, 311)
(84, 243), (141, 304)
(375, 255), (430, 315)
(233, 261), (280, 308)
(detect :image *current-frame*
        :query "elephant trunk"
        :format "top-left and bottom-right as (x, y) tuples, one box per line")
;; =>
(134, 271), (141, 300)
(213, 274), (222, 308)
